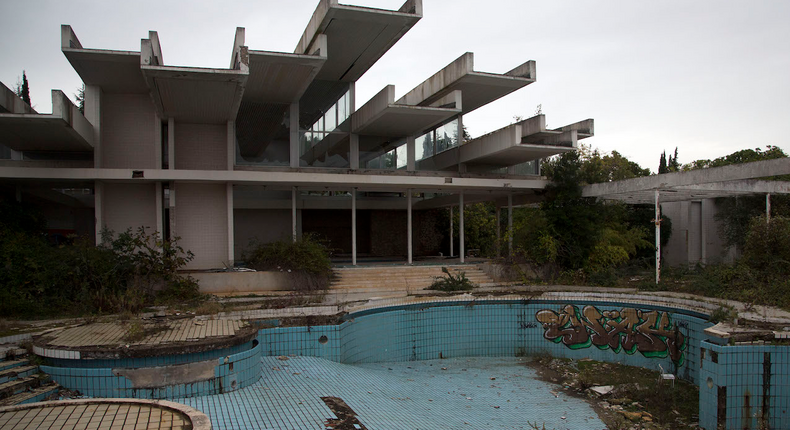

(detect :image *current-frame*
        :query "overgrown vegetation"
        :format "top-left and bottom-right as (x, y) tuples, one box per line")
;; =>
(244, 233), (333, 291)
(428, 267), (475, 291)
(0, 201), (202, 318)
(644, 216), (790, 310)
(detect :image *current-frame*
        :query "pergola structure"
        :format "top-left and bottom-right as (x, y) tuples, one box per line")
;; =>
(582, 157), (790, 283)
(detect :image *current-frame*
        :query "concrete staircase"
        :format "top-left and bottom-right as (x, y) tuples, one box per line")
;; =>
(329, 264), (496, 299)
(0, 344), (59, 406)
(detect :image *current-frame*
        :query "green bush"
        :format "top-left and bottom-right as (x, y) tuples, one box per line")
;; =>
(244, 233), (332, 291)
(0, 218), (201, 317)
(429, 267), (475, 292)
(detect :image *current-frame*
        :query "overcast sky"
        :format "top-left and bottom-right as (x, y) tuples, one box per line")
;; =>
(2, 0), (788, 172)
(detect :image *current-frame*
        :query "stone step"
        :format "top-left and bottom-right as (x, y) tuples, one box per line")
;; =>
(0, 376), (42, 399)
(0, 382), (59, 406)
(0, 346), (28, 361)
(0, 365), (38, 385)
(0, 359), (29, 372)
(333, 271), (489, 280)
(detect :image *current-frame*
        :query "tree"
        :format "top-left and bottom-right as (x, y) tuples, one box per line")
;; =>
(75, 85), (85, 114)
(668, 147), (680, 172)
(658, 151), (668, 174)
(14, 71), (31, 106)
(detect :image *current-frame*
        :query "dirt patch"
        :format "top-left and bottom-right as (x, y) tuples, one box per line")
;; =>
(276, 313), (346, 328)
(528, 356), (699, 429)
(321, 396), (368, 430)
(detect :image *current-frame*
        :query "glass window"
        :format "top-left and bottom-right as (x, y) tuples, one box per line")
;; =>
(367, 157), (380, 169)
(324, 104), (336, 132)
(396, 143), (407, 169)
(416, 131), (433, 161)
(436, 119), (458, 153)
(381, 149), (395, 169)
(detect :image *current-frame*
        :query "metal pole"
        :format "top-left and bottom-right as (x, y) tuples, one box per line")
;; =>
(449, 205), (454, 257)
(767, 193), (771, 223)
(352, 188), (357, 266)
(508, 193), (513, 257)
(655, 189), (661, 284)
(407, 189), (413, 265)
(460, 192), (465, 263)
(292, 187), (297, 243)
(496, 206), (501, 258)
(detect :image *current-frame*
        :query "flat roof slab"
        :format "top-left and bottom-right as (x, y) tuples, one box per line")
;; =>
(63, 49), (149, 93)
(245, 50), (326, 104)
(0, 115), (93, 152)
(142, 66), (247, 124)
(353, 105), (459, 137)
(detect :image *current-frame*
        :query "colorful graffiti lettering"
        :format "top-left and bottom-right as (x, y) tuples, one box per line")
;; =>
(535, 305), (687, 366)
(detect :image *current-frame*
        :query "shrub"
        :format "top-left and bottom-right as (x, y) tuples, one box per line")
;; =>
(244, 233), (332, 291)
(0, 221), (201, 317)
(429, 267), (475, 292)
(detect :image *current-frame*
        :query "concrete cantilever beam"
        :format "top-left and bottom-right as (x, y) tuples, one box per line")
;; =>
(419, 115), (593, 171)
(140, 31), (248, 124)
(351, 85), (461, 137)
(396, 52), (536, 115)
(0, 84), (94, 152)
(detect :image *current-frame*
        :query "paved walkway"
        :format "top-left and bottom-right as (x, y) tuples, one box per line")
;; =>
(0, 401), (196, 430)
(177, 356), (604, 430)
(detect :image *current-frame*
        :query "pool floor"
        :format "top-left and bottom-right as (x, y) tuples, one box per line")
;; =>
(175, 356), (605, 430)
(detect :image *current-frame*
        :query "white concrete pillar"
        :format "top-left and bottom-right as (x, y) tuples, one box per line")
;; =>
(407, 189), (413, 265)
(350, 134), (360, 169)
(457, 115), (464, 145)
(168, 181), (176, 240)
(449, 205), (454, 257)
(352, 188), (357, 266)
(460, 192), (465, 263)
(154, 115), (162, 169)
(508, 194), (513, 256)
(767, 193), (772, 223)
(655, 189), (661, 284)
(85, 85), (101, 168)
(168, 118), (175, 170)
(700, 201), (707, 266)
(94, 181), (103, 245)
(292, 187), (298, 243)
(227, 120), (235, 170)
(407, 135), (415, 171)
(227, 183), (234, 265)
(496, 206), (501, 258)
(290, 103), (299, 168)
(155, 182), (163, 237)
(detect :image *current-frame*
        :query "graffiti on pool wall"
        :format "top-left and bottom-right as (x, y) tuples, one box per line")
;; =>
(535, 305), (686, 366)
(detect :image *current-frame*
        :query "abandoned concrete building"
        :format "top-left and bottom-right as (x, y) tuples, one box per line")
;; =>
(0, 0), (594, 270)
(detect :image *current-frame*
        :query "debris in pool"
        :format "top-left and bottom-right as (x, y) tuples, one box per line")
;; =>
(277, 356), (289, 361)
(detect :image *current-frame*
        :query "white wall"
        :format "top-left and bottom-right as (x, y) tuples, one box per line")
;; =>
(174, 182), (228, 270)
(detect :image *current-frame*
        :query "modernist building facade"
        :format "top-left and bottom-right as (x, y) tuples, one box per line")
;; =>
(0, 0), (592, 270)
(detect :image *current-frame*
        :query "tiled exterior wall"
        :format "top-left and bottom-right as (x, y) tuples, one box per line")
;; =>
(101, 93), (157, 169)
(699, 340), (790, 430)
(174, 123), (227, 170)
(41, 342), (260, 400)
(102, 183), (157, 236)
(174, 182), (228, 270)
(233, 209), (291, 258)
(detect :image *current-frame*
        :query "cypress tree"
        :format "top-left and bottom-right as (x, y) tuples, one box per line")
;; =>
(20, 71), (30, 106)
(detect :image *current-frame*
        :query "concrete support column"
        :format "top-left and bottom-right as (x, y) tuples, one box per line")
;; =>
(352, 188), (357, 266)
(167, 118), (175, 170)
(457, 115), (464, 145)
(94, 181), (103, 245)
(15, 186), (21, 203)
(227, 121), (235, 170)
(227, 183), (234, 265)
(449, 205), (454, 257)
(85, 85), (101, 168)
(507, 194), (513, 256)
(496, 206), (501, 258)
(168, 181), (176, 241)
(407, 135), (415, 171)
(407, 189), (413, 265)
(350, 134), (360, 169)
(154, 115), (162, 169)
(290, 103), (299, 168)
(655, 189), (661, 284)
(701, 201), (707, 265)
(767, 193), (772, 223)
(292, 187), (298, 243)
(460, 192), (465, 263)
(155, 182), (163, 237)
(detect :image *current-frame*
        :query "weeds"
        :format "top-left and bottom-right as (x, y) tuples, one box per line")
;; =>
(428, 267), (476, 292)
